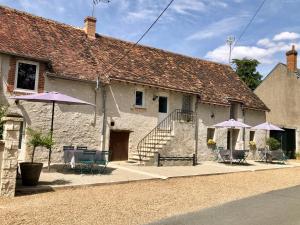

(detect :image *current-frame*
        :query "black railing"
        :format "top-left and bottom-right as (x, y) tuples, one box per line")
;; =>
(137, 109), (196, 162)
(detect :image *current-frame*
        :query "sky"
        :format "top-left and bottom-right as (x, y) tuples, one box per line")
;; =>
(0, 0), (300, 76)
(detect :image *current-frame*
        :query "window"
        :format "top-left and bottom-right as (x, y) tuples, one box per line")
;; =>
(250, 131), (255, 141)
(135, 90), (144, 107)
(207, 128), (215, 141)
(158, 96), (168, 113)
(230, 103), (238, 119)
(15, 60), (39, 92)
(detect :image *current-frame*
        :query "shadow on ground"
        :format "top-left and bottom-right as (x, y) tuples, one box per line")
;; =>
(41, 164), (116, 175)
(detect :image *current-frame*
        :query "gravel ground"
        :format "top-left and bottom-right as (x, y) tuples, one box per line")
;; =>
(1, 167), (300, 225)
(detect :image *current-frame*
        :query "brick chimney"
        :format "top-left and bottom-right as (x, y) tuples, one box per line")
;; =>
(84, 16), (97, 39)
(286, 45), (297, 73)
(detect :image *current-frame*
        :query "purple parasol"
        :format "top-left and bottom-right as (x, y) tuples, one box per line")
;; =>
(251, 122), (284, 131)
(10, 92), (95, 170)
(213, 119), (251, 164)
(214, 119), (251, 128)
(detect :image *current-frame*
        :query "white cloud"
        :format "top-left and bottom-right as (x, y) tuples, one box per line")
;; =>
(273, 32), (300, 41)
(205, 40), (297, 64)
(171, 0), (206, 14)
(186, 15), (247, 41)
(126, 9), (157, 21)
(256, 38), (275, 48)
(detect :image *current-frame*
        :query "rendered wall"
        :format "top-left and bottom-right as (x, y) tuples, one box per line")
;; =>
(255, 63), (300, 153)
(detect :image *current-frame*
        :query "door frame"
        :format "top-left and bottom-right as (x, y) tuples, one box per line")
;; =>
(109, 130), (131, 161)
(158, 92), (169, 124)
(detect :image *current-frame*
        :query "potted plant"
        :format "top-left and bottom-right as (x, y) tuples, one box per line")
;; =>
(207, 139), (216, 149)
(20, 128), (54, 186)
(266, 137), (280, 151)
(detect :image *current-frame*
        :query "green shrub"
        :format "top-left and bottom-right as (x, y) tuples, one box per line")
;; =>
(266, 137), (280, 150)
(27, 128), (55, 163)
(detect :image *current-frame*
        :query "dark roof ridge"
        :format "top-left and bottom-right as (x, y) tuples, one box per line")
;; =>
(0, 4), (83, 32)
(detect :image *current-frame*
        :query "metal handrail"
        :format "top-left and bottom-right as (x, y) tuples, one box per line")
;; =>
(137, 109), (196, 162)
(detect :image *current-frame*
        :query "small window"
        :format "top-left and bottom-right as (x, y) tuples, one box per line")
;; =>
(207, 128), (215, 141)
(250, 131), (255, 141)
(158, 96), (168, 113)
(230, 103), (238, 120)
(15, 60), (39, 92)
(135, 90), (144, 106)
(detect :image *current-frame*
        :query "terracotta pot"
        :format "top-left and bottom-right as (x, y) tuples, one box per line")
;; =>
(20, 162), (43, 186)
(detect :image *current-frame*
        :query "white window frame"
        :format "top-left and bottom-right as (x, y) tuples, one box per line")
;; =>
(14, 60), (39, 93)
(134, 88), (146, 108)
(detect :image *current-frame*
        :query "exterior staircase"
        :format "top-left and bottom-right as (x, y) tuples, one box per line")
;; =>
(130, 109), (195, 164)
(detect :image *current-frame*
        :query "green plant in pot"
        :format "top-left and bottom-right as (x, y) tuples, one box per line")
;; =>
(266, 137), (280, 151)
(20, 128), (54, 186)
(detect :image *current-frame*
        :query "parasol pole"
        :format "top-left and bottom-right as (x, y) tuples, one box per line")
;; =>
(48, 101), (55, 171)
(230, 127), (233, 164)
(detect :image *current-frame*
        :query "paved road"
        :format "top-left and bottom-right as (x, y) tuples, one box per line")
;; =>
(148, 185), (300, 225)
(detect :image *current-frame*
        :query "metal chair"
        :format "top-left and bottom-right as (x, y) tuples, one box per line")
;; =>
(257, 148), (268, 162)
(63, 146), (75, 168)
(232, 150), (249, 164)
(94, 151), (110, 174)
(266, 149), (287, 164)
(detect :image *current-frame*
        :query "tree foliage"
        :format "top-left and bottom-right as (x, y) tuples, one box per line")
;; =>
(27, 128), (54, 163)
(232, 58), (262, 90)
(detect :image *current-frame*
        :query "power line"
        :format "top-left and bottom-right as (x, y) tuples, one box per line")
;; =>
(233, 0), (267, 50)
(98, 0), (176, 80)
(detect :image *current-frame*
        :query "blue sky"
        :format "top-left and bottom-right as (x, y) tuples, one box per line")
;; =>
(1, 0), (300, 76)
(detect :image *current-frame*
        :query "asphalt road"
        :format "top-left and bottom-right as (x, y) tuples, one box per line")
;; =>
(148, 185), (300, 225)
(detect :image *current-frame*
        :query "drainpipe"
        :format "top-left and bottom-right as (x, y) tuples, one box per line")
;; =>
(194, 95), (199, 165)
(101, 84), (107, 151)
(242, 104), (246, 150)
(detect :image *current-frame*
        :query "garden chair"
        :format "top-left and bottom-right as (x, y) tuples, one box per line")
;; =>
(232, 150), (249, 164)
(214, 146), (224, 161)
(74, 150), (96, 174)
(63, 146), (75, 169)
(218, 149), (230, 163)
(266, 149), (287, 164)
(94, 151), (110, 174)
(257, 148), (267, 162)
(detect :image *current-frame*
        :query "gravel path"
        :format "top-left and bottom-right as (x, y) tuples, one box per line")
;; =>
(1, 167), (300, 225)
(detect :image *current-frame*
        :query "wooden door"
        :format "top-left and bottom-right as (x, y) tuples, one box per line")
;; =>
(109, 131), (129, 161)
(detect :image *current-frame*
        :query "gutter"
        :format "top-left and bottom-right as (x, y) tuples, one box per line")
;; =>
(101, 82), (108, 151)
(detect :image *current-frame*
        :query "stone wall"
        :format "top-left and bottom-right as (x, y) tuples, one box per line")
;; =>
(0, 116), (22, 197)
(160, 121), (196, 156)
(0, 141), (4, 179)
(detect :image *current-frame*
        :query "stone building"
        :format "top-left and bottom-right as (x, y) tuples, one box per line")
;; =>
(0, 6), (268, 164)
(255, 46), (300, 158)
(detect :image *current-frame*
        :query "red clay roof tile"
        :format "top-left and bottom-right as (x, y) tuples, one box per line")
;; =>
(0, 5), (268, 111)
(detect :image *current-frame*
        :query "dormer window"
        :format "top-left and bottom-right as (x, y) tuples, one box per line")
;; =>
(15, 60), (39, 92)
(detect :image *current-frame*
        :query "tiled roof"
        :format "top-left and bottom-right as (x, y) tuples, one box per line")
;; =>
(0, 5), (268, 111)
